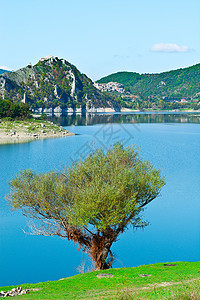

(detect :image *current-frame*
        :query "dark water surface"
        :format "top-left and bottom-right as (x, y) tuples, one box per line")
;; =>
(0, 113), (200, 286)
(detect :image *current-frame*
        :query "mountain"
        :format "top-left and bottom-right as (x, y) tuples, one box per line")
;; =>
(0, 56), (119, 111)
(97, 64), (200, 101)
(0, 69), (11, 75)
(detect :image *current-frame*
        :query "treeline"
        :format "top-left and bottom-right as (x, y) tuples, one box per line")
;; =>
(0, 98), (31, 119)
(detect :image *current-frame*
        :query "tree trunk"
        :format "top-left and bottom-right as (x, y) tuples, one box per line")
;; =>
(90, 234), (113, 270)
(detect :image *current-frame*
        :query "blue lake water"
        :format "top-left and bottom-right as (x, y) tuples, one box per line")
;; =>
(0, 113), (200, 286)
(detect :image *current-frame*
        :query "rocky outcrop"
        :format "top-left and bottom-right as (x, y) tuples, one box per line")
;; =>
(0, 287), (41, 297)
(3, 66), (35, 85)
(0, 56), (120, 111)
(0, 287), (29, 297)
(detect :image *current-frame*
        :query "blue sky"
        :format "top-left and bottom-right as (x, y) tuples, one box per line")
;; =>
(1, 0), (199, 80)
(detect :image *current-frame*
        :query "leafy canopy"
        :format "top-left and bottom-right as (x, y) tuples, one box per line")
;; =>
(8, 143), (165, 234)
(0, 98), (31, 119)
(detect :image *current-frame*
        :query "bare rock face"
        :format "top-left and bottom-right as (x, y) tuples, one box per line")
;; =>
(3, 66), (35, 85)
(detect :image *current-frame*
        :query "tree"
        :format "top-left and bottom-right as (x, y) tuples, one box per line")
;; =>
(7, 143), (165, 270)
(0, 98), (31, 119)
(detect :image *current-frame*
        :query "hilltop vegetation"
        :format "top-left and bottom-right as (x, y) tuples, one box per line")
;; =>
(1, 59), (200, 111)
(98, 64), (200, 100)
(97, 64), (200, 110)
(0, 57), (119, 110)
(98, 72), (141, 89)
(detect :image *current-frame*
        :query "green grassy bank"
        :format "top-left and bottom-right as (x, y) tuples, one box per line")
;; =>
(1, 262), (200, 299)
(0, 118), (74, 145)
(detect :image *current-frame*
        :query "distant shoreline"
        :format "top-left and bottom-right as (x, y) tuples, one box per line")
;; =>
(33, 107), (200, 115)
(1, 109), (200, 145)
(120, 108), (200, 113)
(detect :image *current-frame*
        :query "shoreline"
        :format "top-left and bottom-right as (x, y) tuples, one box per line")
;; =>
(120, 108), (200, 113)
(0, 120), (74, 145)
(0, 132), (74, 145)
(34, 107), (200, 115)
(1, 109), (200, 145)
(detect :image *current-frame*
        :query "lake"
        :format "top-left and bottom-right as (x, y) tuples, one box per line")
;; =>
(0, 112), (200, 286)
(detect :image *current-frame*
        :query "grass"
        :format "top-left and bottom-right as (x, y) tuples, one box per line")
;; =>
(0, 262), (200, 299)
(0, 119), (64, 135)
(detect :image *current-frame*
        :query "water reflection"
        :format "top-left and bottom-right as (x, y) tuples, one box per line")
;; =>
(49, 112), (200, 126)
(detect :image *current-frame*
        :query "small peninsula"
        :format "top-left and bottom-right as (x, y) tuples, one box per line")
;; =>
(0, 119), (74, 145)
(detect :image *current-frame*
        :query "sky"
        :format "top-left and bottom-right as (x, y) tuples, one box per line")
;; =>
(1, 0), (199, 80)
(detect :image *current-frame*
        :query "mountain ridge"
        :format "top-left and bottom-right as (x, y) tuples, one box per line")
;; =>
(0, 56), (119, 111)
(97, 63), (200, 101)
(0, 68), (11, 75)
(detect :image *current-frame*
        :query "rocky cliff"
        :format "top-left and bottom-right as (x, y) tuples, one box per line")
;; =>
(0, 56), (119, 111)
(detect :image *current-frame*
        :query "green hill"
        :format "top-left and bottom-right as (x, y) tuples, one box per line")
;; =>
(98, 72), (141, 87)
(1, 262), (200, 299)
(97, 64), (200, 101)
(0, 57), (119, 111)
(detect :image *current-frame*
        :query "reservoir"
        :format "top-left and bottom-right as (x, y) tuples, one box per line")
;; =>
(0, 112), (200, 286)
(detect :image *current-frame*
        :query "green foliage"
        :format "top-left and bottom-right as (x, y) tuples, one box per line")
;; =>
(0, 98), (31, 119)
(7, 143), (165, 269)
(8, 143), (164, 231)
(97, 71), (142, 87)
(65, 144), (164, 230)
(1, 58), (119, 109)
(39, 113), (48, 120)
(97, 64), (200, 105)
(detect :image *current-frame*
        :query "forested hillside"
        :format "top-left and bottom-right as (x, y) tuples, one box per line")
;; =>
(98, 64), (200, 101)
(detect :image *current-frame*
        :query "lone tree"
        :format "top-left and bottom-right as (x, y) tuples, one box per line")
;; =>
(7, 143), (165, 270)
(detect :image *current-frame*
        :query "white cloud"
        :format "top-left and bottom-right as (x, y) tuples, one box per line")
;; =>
(150, 43), (190, 53)
(0, 65), (13, 71)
